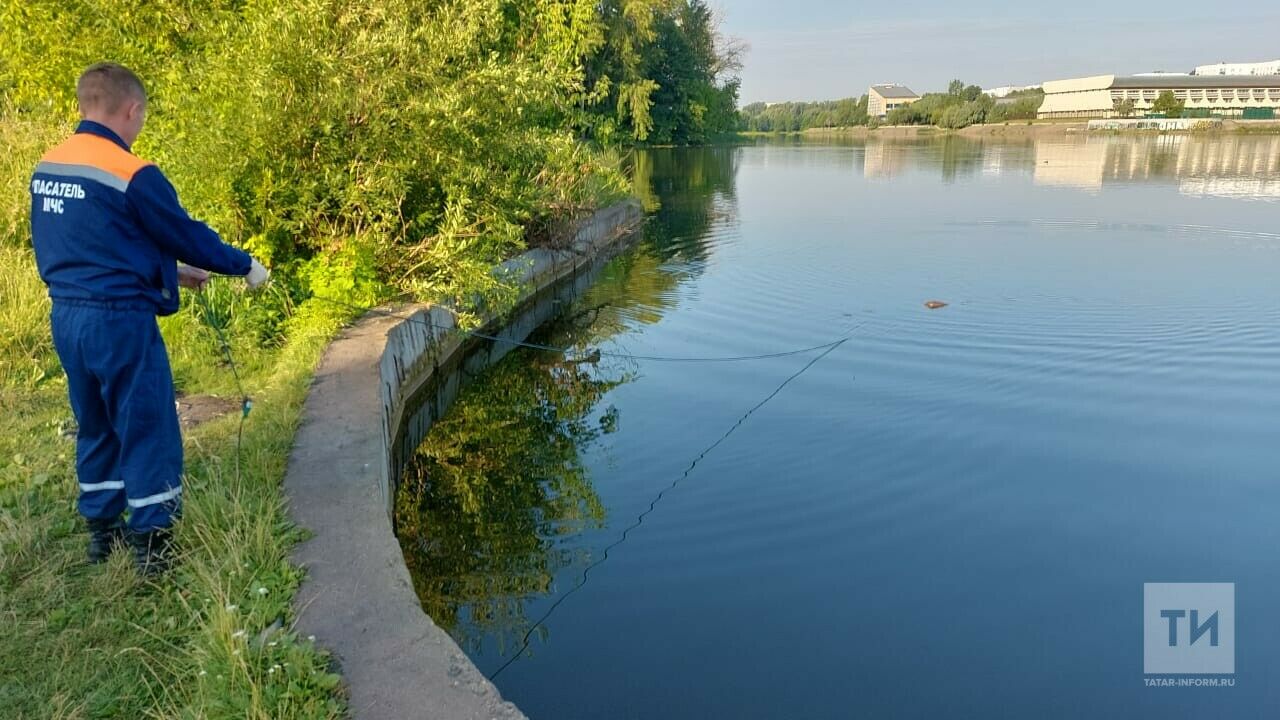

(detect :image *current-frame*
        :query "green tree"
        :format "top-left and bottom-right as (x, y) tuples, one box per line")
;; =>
(1113, 97), (1136, 118)
(640, 1), (741, 144)
(581, 0), (741, 144)
(937, 99), (991, 129)
(885, 102), (928, 125)
(987, 94), (1044, 123)
(1149, 91), (1185, 118)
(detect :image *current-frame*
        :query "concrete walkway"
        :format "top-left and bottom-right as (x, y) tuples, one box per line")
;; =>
(284, 310), (525, 720)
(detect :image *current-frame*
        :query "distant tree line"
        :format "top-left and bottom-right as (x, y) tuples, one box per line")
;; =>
(886, 80), (1044, 129)
(738, 96), (871, 132)
(740, 81), (1044, 133)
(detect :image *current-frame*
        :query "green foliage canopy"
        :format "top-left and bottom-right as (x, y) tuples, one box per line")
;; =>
(987, 92), (1045, 123)
(2, 1), (616, 314)
(1150, 90), (1186, 118)
(0, 0), (743, 330)
(583, 0), (742, 143)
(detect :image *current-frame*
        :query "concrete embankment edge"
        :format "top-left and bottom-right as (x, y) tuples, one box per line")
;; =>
(284, 200), (644, 719)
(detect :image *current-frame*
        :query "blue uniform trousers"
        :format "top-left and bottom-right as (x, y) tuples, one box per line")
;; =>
(50, 301), (183, 532)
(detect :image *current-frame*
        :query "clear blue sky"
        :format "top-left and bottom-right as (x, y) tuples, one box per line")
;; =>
(719, 1), (1280, 104)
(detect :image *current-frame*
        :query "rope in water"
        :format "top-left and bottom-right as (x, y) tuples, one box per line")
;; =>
(307, 294), (858, 364)
(485, 329), (858, 680)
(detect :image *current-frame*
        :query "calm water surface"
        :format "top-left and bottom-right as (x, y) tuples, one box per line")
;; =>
(397, 134), (1280, 719)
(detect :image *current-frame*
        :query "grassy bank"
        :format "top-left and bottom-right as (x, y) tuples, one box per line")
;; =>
(0, 245), (350, 718)
(1228, 121), (1280, 134)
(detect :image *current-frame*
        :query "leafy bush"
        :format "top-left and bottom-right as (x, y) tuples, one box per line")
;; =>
(988, 95), (1044, 123)
(3, 1), (743, 333)
(937, 100), (990, 129)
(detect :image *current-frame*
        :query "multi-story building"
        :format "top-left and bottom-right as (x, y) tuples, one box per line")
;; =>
(1038, 74), (1280, 119)
(868, 85), (919, 119)
(1194, 60), (1280, 76)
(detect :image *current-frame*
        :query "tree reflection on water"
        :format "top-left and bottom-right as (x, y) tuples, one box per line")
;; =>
(396, 330), (626, 653)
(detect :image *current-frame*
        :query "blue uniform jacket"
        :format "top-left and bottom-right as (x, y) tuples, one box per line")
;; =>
(29, 120), (251, 316)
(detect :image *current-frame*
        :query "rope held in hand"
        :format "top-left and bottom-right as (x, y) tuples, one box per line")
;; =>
(191, 287), (251, 482)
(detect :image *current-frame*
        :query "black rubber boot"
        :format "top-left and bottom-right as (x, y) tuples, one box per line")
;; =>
(129, 528), (175, 578)
(86, 517), (126, 564)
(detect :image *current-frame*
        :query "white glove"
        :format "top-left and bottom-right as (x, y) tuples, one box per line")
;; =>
(245, 258), (270, 290)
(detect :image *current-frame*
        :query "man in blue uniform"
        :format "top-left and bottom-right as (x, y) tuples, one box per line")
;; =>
(29, 63), (269, 575)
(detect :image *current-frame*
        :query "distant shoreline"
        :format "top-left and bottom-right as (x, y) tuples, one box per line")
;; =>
(736, 119), (1280, 140)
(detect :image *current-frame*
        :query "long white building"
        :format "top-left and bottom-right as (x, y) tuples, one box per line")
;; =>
(984, 84), (1041, 99)
(1194, 60), (1280, 76)
(1038, 74), (1280, 119)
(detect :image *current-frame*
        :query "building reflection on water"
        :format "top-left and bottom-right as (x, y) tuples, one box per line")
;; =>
(855, 133), (1280, 200)
(1033, 135), (1280, 198)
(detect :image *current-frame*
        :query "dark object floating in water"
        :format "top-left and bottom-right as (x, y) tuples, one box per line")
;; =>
(924, 301), (948, 310)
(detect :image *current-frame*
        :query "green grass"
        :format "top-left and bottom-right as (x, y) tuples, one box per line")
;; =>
(0, 246), (350, 719)
(1230, 121), (1280, 134)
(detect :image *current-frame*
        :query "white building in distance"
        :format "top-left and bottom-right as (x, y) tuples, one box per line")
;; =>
(1039, 74), (1280, 119)
(1194, 60), (1280, 76)
(868, 85), (919, 119)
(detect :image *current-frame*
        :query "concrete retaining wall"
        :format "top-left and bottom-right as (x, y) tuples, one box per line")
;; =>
(380, 199), (644, 518)
(284, 200), (643, 720)
(1087, 118), (1224, 132)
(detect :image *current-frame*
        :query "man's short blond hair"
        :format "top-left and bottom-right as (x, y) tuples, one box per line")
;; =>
(76, 62), (146, 115)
